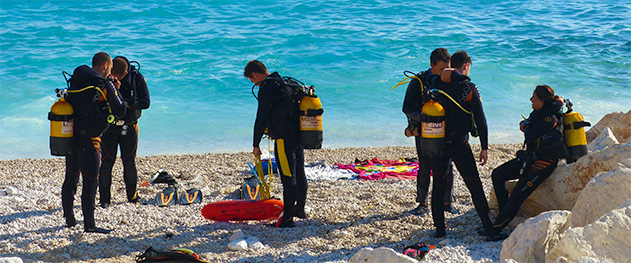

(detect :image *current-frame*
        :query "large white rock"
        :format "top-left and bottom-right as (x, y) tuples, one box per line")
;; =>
(587, 127), (619, 153)
(569, 166), (631, 228)
(500, 210), (571, 263)
(545, 204), (631, 263)
(517, 143), (631, 216)
(585, 110), (631, 144)
(349, 247), (418, 263)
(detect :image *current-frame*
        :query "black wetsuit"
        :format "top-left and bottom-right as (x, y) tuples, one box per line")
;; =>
(99, 57), (150, 205)
(253, 72), (307, 225)
(63, 65), (126, 230)
(429, 71), (492, 236)
(402, 69), (454, 207)
(491, 99), (564, 232)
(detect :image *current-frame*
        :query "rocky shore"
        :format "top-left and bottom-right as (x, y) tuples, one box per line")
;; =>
(0, 143), (522, 263)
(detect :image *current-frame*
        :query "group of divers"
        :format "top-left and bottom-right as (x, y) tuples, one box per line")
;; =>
(53, 49), (579, 243)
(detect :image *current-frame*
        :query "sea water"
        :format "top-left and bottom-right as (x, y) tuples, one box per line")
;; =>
(1, 0), (630, 160)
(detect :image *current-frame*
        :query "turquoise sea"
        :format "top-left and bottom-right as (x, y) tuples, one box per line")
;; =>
(1, 0), (630, 160)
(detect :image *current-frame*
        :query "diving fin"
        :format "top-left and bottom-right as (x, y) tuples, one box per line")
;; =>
(178, 188), (202, 205)
(153, 186), (178, 207)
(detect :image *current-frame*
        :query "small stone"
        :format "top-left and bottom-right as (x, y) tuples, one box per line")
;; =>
(229, 230), (246, 241)
(227, 239), (248, 251)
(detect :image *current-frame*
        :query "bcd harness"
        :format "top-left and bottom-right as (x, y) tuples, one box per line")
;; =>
(252, 74), (324, 149)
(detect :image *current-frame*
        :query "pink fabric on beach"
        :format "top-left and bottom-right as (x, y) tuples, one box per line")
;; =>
(335, 157), (419, 180)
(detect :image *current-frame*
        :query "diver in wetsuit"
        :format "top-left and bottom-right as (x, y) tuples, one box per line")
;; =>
(402, 48), (458, 216)
(490, 85), (565, 234)
(428, 51), (505, 241)
(63, 52), (127, 234)
(99, 56), (150, 208)
(245, 60), (308, 228)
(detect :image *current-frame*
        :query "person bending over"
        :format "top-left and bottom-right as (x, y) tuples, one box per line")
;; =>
(245, 60), (308, 228)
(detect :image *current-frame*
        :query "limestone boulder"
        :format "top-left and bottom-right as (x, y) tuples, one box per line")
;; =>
(349, 247), (418, 263)
(585, 110), (631, 144)
(545, 203), (631, 263)
(517, 143), (631, 216)
(569, 166), (631, 228)
(586, 127), (618, 153)
(500, 210), (571, 263)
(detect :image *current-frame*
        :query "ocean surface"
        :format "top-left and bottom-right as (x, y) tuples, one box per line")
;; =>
(1, 0), (630, 160)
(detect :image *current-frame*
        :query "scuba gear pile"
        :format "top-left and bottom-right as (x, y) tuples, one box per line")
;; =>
(402, 243), (436, 260)
(136, 246), (211, 263)
(252, 75), (324, 149)
(562, 98), (591, 163)
(142, 169), (202, 206)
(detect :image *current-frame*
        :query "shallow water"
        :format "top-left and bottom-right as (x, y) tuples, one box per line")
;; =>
(1, 0), (630, 160)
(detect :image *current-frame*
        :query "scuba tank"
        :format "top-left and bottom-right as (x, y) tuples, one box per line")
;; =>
(563, 99), (591, 163)
(420, 99), (446, 157)
(299, 86), (323, 149)
(48, 89), (74, 156)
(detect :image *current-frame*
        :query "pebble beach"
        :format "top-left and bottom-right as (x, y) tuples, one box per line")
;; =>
(0, 144), (523, 262)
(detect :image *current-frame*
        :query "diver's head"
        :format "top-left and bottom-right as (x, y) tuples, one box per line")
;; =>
(111, 57), (128, 80)
(451, 51), (472, 76)
(532, 85), (557, 110)
(430, 48), (450, 75)
(92, 51), (112, 78)
(244, 60), (270, 85)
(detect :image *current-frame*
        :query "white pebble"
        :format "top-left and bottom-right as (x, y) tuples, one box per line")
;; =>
(229, 230), (246, 241)
(246, 236), (264, 249)
(227, 239), (248, 251)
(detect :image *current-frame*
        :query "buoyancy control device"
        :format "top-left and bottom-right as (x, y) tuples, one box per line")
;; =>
(253, 76), (324, 149)
(49, 71), (116, 156)
(562, 99), (591, 163)
(49, 89), (74, 156)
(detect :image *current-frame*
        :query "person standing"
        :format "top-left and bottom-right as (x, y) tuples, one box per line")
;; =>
(99, 56), (150, 208)
(428, 51), (505, 241)
(63, 52), (127, 233)
(244, 60), (308, 228)
(402, 48), (458, 216)
(490, 85), (565, 234)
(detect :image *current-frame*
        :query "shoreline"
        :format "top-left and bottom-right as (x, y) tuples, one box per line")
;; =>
(1, 144), (522, 262)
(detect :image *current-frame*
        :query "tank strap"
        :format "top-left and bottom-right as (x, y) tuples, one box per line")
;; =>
(300, 108), (324, 116)
(564, 121), (591, 130)
(420, 114), (444, 122)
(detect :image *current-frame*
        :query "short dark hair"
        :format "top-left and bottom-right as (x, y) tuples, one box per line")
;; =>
(450, 51), (471, 69)
(535, 85), (559, 104)
(430, 48), (450, 66)
(92, 52), (111, 68)
(112, 57), (128, 78)
(243, 60), (268, 78)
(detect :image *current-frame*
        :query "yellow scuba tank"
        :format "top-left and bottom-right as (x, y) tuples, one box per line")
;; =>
(299, 92), (323, 149)
(563, 100), (590, 163)
(421, 99), (446, 157)
(48, 90), (74, 156)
